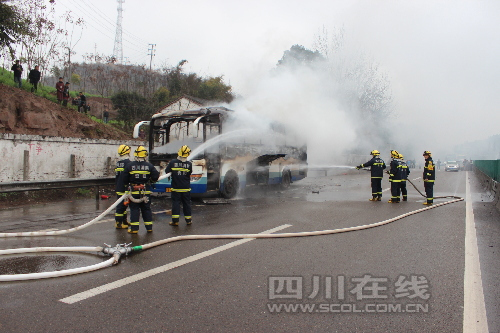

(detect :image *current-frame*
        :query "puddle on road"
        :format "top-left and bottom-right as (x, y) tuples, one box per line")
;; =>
(0, 254), (103, 275)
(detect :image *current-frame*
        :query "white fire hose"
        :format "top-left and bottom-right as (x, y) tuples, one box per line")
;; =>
(0, 173), (173, 238)
(0, 195), (463, 282)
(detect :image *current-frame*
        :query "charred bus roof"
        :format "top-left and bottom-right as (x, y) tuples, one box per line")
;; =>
(152, 106), (234, 121)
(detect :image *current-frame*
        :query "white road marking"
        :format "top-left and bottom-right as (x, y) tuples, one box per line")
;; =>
(463, 172), (489, 333)
(59, 224), (292, 304)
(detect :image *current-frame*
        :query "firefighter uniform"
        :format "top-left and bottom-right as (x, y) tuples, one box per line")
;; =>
(166, 145), (193, 226)
(423, 151), (435, 205)
(114, 145), (131, 229)
(388, 150), (402, 203)
(119, 146), (160, 233)
(356, 150), (386, 201)
(399, 154), (410, 201)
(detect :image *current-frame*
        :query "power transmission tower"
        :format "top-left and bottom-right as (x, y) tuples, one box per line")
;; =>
(148, 44), (156, 70)
(113, 0), (125, 64)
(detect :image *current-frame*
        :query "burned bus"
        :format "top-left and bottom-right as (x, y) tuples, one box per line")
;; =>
(133, 106), (307, 198)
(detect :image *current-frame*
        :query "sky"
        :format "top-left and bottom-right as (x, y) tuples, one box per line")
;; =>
(52, 0), (500, 161)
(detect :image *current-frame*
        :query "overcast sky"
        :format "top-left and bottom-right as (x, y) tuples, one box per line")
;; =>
(54, 0), (500, 159)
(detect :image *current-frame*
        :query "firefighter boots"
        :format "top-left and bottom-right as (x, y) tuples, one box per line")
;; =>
(115, 221), (128, 229)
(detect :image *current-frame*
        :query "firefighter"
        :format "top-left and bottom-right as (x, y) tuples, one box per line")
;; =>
(114, 144), (131, 229)
(399, 153), (410, 201)
(387, 150), (402, 203)
(165, 145), (193, 226)
(119, 146), (160, 233)
(423, 150), (435, 205)
(356, 150), (386, 201)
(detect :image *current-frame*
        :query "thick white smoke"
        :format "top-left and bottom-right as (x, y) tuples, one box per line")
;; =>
(228, 53), (391, 166)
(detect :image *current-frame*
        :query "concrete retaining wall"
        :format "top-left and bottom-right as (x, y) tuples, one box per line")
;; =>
(473, 165), (500, 211)
(0, 134), (141, 182)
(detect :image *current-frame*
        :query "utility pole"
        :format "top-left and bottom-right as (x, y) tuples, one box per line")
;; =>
(148, 43), (156, 70)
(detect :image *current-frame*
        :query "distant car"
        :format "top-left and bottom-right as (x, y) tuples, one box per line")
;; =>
(445, 161), (459, 172)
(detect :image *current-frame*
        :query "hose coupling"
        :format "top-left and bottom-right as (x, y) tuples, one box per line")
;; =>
(102, 243), (133, 256)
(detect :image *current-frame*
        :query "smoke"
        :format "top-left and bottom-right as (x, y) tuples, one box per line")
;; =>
(228, 48), (393, 166)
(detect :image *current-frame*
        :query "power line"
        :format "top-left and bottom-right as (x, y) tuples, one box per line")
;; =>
(80, 0), (148, 45)
(64, 0), (146, 55)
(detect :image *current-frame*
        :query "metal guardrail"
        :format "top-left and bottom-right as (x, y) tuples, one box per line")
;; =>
(474, 160), (500, 182)
(0, 178), (115, 193)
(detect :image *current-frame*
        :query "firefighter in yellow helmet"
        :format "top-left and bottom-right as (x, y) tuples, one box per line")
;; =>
(119, 146), (160, 233)
(398, 153), (410, 201)
(355, 150), (386, 201)
(165, 145), (193, 226)
(387, 150), (402, 203)
(422, 150), (435, 205)
(114, 144), (131, 229)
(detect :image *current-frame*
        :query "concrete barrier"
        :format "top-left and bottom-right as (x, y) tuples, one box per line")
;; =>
(0, 134), (140, 182)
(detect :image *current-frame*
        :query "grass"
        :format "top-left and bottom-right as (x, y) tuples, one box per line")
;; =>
(0, 67), (128, 132)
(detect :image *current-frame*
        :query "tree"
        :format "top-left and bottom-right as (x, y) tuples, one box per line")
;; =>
(111, 91), (148, 129)
(277, 44), (325, 68)
(0, 0), (31, 58)
(198, 76), (233, 103)
(165, 60), (188, 98)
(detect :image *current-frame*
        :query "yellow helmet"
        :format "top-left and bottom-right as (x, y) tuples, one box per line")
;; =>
(178, 145), (191, 158)
(134, 146), (148, 158)
(390, 150), (399, 158)
(118, 144), (131, 156)
(398, 153), (404, 159)
(370, 150), (380, 156)
(423, 150), (432, 156)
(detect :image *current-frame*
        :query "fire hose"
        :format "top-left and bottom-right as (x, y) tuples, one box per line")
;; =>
(0, 176), (464, 282)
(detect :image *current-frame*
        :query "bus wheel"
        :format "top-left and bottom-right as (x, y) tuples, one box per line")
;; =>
(221, 170), (239, 199)
(281, 170), (291, 189)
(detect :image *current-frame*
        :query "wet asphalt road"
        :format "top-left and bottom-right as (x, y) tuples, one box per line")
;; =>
(0, 169), (497, 332)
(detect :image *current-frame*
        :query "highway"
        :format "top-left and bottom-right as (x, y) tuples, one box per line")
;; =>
(0, 169), (498, 332)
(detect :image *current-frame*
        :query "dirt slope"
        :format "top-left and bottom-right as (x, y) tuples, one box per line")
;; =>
(0, 84), (131, 140)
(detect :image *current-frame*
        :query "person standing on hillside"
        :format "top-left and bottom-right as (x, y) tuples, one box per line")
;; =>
(78, 92), (87, 113)
(103, 109), (109, 123)
(11, 60), (23, 88)
(55, 77), (64, 104)
(28, 65), (41, 92)
(62, 82), (70, 106)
